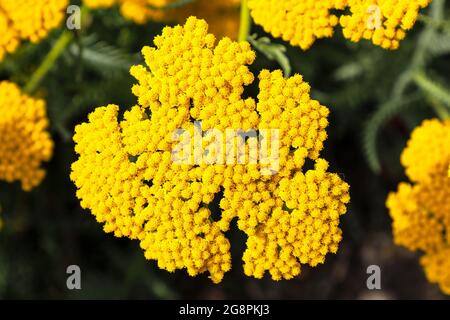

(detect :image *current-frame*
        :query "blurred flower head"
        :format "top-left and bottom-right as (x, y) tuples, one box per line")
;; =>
(0, 0), (69, 61)
(387, 118), (450, 294)
(249, 0), (432, 50)
(0, 81), (54, 191)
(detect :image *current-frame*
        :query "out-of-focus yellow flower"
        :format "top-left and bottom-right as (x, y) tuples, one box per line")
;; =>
(421, 249), (450, 295)
(340, 0), (432, 49)
(400, 119), (450, 183)
(387, 119), (450, 294)
(248, 0), (432, 50)
(0, 9), (19, 61)
(0, 81), (54, 191)
(83, 0), (116, 8)
(0, 0), (68, 61)
(84, 0), (240, 39)
(248, 0), (346, 50)
(71, 17), (350, 283)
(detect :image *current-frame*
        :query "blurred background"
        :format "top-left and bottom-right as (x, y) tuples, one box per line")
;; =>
(1, 1), (450, 299)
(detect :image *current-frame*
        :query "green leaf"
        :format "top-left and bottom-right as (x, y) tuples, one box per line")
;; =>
(248, 34), (292, 78)
(333, 62), (364, 81)
(413, 71), (450, 108)
(363, 93), (422, 173)
(427, 32), (450, 57)
(69, 35), (139, 76)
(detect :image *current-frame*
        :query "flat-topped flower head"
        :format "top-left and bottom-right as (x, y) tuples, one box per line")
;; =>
(0, 0), (68, 61)
(0, 81), (54, 191)
(400, 119), (450, 183)
(387, 118), (450, 294)
(249, 0), (432, 50)
(340, 0), (432, 49)
(71, 17), (350, 283)
(248, 0), (345, 50)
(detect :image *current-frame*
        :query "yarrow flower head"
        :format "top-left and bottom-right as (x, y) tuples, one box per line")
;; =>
(0, 81), (54, 191)
(71, 17), (350, 283)
(248, 0), (432, 50)
(248, 0), (346, 51)
(0, 0), (68, 61)
(387, 119), (450, 294)
(84, 0), (241, 39)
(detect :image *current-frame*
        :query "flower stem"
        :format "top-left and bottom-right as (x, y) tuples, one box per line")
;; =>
(427, 97), (450, 120)
(24, 30), (74, 95)
(238, 0), (251, 42)
(413, 72), (450, 116)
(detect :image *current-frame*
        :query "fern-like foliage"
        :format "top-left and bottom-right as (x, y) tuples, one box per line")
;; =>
(68, 35), (140, 76)
(248, 34), (292, 77)
(363, 93), (423, 173)
(414, 71), (450, 108)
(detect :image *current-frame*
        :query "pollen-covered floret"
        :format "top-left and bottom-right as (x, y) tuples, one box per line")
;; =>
(71, 17), (350, 283)
(0, 81), (54, 191)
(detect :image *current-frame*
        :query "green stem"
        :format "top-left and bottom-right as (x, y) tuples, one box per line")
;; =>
(427, 97), (450, 120)
(238, 0), (251, 42)
(418, 14), (450, 32)
(24, 31), (74, 94)
(413, 71), (450, 109)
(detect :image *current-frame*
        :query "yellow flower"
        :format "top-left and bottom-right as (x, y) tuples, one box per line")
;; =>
(71, 17), (350, 283)
(387, 118), (450, 294)
(0, 0), (68, 61)
(248, 0), (345, 50)
(421, 249), (450, 295)
(84, 0), (241, 39)
(0, 81), (54, 191)
(0, 9), (19, 61)
(400, 119), (450, 183)
(83, 0), (116, 8)
(248, 0), (432, 50)
(340, 0), (432, 50)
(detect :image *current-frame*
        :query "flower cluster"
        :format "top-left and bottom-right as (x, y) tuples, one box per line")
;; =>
(248, 0), (345, 51)
(0, 81), (54, 191)
(248, 0), (432, 50)
(0, 0), (68, 61)
(84, 0), (241, 39)
(71, 17), (350, 283)
(387, 119), (450, 294)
